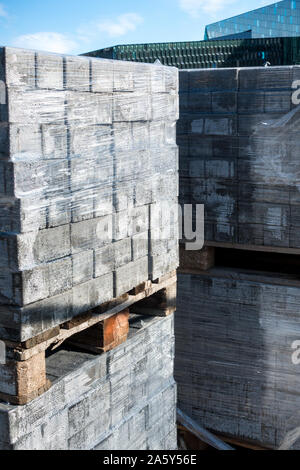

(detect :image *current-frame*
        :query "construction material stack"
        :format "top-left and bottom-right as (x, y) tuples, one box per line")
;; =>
(0, 315), (176, 450)
(176, 65), (300, 449)
(0, 47), (179, 450)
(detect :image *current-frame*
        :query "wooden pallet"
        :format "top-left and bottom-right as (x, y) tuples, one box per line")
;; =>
(214, 433), (269, 451)
(0, 271), (177, 405)
(179, 242), (300, 278)
(178, 425), (269, 451)
(179, 245), (215, 272)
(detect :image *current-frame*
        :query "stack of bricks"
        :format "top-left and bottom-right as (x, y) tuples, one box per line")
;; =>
(0, 315), (177, 450)
(0, 46), (179, 347)
(0, 46), (179, 418)
(175, 269), (300, 450)
(178, 66), (300, 248)
(176, 65), (300, 449)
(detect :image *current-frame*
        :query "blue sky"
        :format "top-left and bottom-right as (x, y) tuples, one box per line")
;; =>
(0, 0), (276, 54)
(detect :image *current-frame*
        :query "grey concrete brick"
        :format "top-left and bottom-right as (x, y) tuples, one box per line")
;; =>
(0, 257), (72, 306)
(71, 191), (94, 223)
(13, 410), (69, 450)
(72, 272), (113, 316)
(189, 68), (238, 92)
(24, 224), (71, 267)
(113, 93), (151, 122)
(150, 247), (179, 281)
(94, 188), (113, 218)
(113, 210), (129, 241)
(68, 398), (90, 437)
(71, 215), (113, 253)
(36, 52), (64, 90)
(115, 256), (149, 297)
(116, 149), (151, 183)
(5, 159), (68, 197)
(93, 244), (114, 277)
(5, 47), (36, 89)
(132, 232), (148, 260)
(204, 117), (235, 136)
(238, 92), (265, 114)
(190, 119), (204, 134)
(264, 91), (292, 113)
(0, 197), (47, 233)
(66, 92), (112, 125)
(152, 93), (179, 121)
(41, 124), (68, 159)
(212, 91), (237, 113)
(0, 123), (9, 156)
(188, 92), (211, 113)
(72, 250), (94, 285)
(130, 205), (149, 236)
(151, 66), (167, 94)
(113, 184), (135, 213)
(94, 237), (132, 277)
(113, 62), (134, 92)
(65, 56), (90, 92)
(0, 225), (71, 271)
(48, 198), (71, 227)
(91, 58), (113, 93)
(9, 125), (42, 159)
(113, 122), (133, 151)
(132, 121), (150, 150)
(239, 66), (293, 90)
(8, 89), (66, 125)
(135, 179), (153, 207)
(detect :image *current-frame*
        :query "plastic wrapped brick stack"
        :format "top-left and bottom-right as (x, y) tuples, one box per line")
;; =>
(175, 270), (300, 449)
(178, 66), (300, 248)
(0, 315), (177, 450)
(0, 47), (179, 344)
(176, 65), (300, 449)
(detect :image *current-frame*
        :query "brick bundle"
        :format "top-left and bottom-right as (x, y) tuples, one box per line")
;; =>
(0, 315), (177, 450)
(175, 271), (300, 449)
(0, 47), (179, 343)
(178, 66), (300, 248)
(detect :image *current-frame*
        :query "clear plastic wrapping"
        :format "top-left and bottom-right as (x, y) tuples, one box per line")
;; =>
(0, 47), (179, 342)
(0, 315), (176, 450)
(176, 270), (300, 450)
(178, 66), (300, 249)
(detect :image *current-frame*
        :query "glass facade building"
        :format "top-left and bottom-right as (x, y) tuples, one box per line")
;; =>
(205, 0), (300, 40)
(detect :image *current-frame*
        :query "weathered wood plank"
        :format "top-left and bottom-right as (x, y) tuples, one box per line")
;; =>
(67, 309), (130, 353)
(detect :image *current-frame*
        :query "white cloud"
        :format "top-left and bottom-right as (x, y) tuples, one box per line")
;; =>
(0, 3), (7, 17)
(13, 32), (78, 54)
(96, 13), (143, 37)
(179, 0), (236, 16)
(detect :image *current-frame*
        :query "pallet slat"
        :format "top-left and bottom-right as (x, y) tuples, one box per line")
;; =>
(0, 271), (177, 405)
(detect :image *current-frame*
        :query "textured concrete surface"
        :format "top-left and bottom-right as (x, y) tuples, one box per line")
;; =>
(0, 314), (177, 450)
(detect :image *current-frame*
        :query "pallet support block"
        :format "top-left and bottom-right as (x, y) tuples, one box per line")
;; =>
(0, 351), (50, 405)
(130, 283), (177, 317)
(67, 309), (130, 353)
(179, 245), (215, 272)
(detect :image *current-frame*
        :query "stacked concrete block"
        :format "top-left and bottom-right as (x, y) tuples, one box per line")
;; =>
(0, 314), (177, 450)
(175, 271), (300, 449)
(0, 47), (179, 343)
(179, 66), (300, 249)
